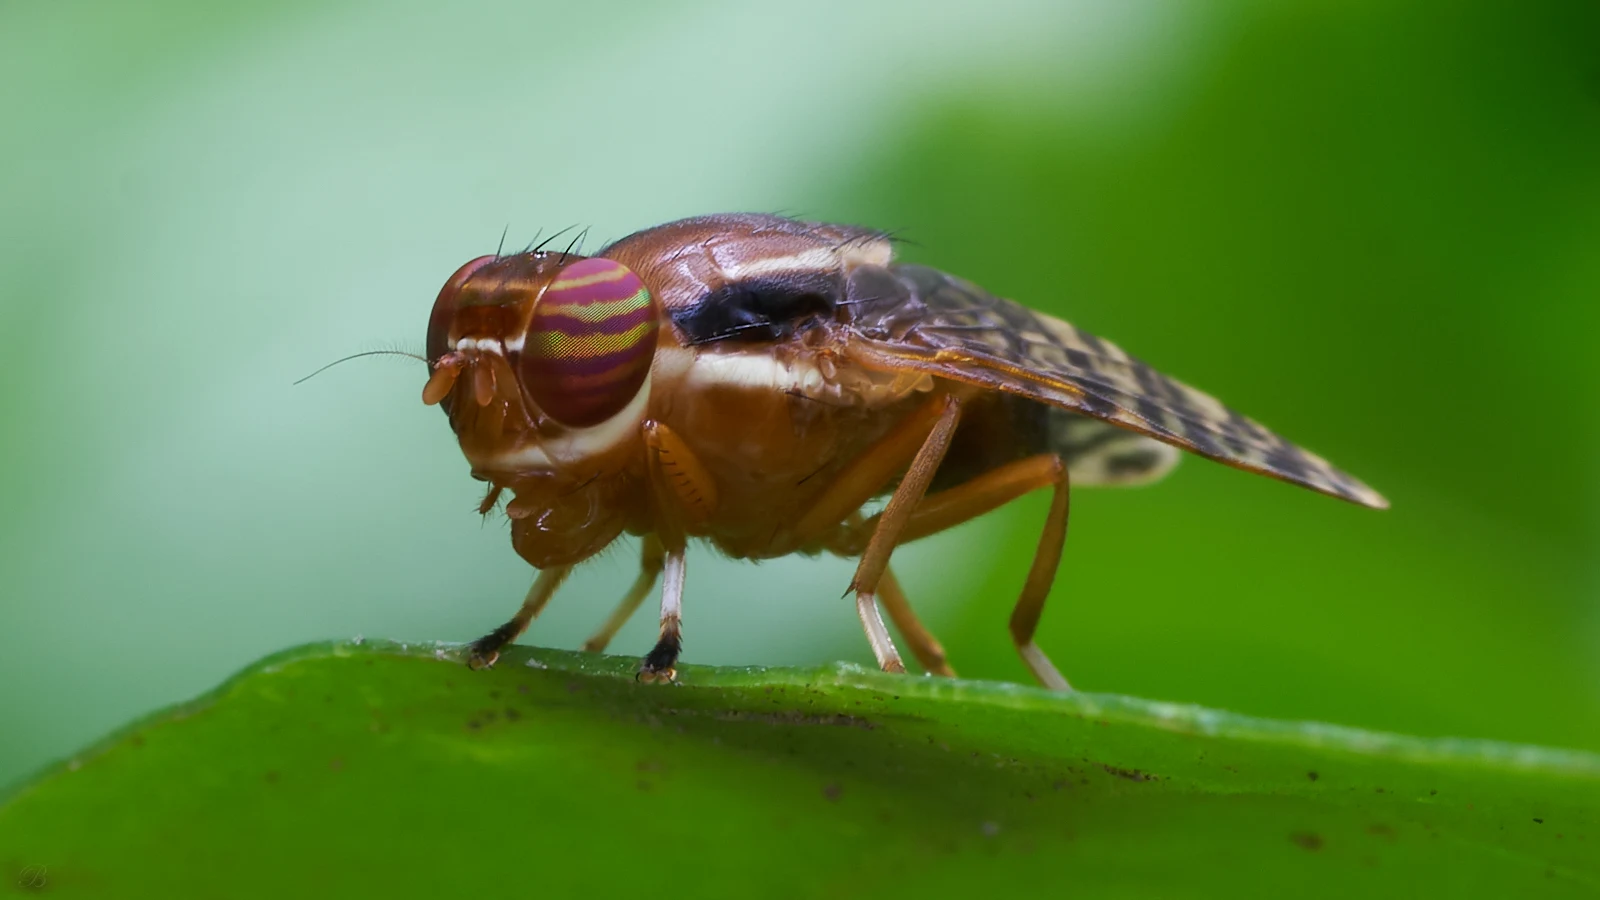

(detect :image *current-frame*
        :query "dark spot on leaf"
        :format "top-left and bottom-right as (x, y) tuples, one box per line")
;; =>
(489, 690), (501, 699)
(1101, 764), (1157, 782)
(504, 707), (521, 721)
(1291, 832), (1324, 851)
(1429, 789), (1437, 796)
(1366, 823), (1395, 840)
(565, 681), (584, 694)
(696, 710), (877, 729)
(516, 684), (529, 695)
(1534, 818), (1544, 824)
(1307, 771), (1318, 781)
(263, 771), (280, 784)
(465, 719), (482, 730)
(1374, 787), (1385, 793)
(328, 758), (345, 772)
(822, 783), (842, 802)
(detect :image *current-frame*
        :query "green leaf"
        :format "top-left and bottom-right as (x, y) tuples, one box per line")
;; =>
(3, 641), (1596, 898)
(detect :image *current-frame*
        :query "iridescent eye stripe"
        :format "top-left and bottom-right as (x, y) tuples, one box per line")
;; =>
(521, 257), (659, 427)
(528, 319), (655, 358)
(539, 288), (653, 324)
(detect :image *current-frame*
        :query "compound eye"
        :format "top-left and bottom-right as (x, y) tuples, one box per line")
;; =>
(426, 255), (497, 363)
(519, 257), (659, 428)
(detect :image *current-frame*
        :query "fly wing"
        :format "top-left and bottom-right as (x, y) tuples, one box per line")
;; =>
(839, 263), (1388, 508)
(1045, 412), (1181, 488)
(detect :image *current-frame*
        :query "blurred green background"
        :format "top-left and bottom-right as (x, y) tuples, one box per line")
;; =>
(1, 0), (1596, 792)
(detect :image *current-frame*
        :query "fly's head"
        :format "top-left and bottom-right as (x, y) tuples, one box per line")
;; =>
(424, 251), (661, 565)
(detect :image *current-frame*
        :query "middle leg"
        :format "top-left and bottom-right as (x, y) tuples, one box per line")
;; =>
(850, 396), (965, 674)
(636, 420), (698, 683)
(785, 393), (965, 675)
(844, 512), (955, 677)
(636, 543), (686, 683)
(582, 534), (666, 654)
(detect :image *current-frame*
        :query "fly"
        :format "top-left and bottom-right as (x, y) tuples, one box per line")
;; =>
(422, 213), (1387, 687)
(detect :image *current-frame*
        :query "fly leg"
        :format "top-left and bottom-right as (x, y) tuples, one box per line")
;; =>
(785, 393), (965, 674)
(635, 421), (714, 683)
(842, 513), (955, 677)
(841, 453), (1074, 690)
(466, 564), (574, 669)
(581, 534), (666, 654)
(636, 544), (687, 683)
(878, 565), (957, 677)
(845, 397), (963, 674)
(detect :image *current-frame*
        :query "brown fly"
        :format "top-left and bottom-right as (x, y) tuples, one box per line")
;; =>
(422, 214), (1386, 687)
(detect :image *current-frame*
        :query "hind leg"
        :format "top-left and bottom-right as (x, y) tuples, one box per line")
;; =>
(1003, 459), (1072, 690)
(834, 453), (1073, 689)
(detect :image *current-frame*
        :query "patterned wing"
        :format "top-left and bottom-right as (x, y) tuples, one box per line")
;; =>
(840, 264), (1388, 508)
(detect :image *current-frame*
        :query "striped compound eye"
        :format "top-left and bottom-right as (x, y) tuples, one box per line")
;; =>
(519, 257), (659, 428)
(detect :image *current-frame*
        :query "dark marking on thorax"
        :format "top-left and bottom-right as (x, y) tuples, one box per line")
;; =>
(670, 271), (845, 345)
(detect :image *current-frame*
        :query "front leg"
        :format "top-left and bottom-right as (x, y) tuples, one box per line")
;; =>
(635, 420), (709, 683)
(467, 564), (573, 669)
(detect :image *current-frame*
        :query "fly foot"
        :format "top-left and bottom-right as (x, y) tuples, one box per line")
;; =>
(635, 663), (678, 684)
(636, 633), (682, 684)
(466, 621), (519, 670)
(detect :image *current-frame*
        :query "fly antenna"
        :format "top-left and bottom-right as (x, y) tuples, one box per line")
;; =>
(293, 350), (429, 385)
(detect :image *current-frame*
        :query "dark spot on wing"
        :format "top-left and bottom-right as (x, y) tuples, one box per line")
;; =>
(1076, 389), (1117, 420)
(1106, 449), (1163, 476)
(1063, 347), (1094, 370)
(1132, 397), (1179, 441)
